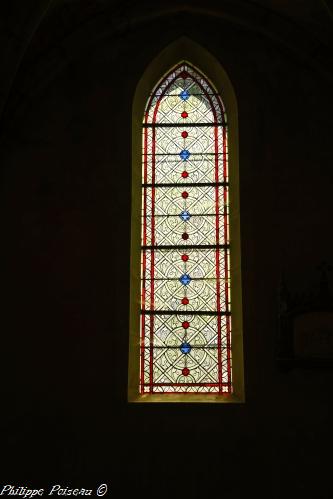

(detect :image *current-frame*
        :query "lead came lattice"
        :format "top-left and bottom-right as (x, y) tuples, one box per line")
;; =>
(140, 62), (232, 395)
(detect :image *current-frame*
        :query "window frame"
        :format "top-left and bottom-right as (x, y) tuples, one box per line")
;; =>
(128, 37), (244, 403)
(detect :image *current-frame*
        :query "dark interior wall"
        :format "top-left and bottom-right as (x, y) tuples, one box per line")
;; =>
(1, 7), (333, 498)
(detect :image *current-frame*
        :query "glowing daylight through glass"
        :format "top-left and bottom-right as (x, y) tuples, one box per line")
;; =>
(140, 62), (232, 395)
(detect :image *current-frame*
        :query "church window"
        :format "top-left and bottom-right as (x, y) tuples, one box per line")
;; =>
(129, 41), (244, 403)
(140, 62), (231, 395)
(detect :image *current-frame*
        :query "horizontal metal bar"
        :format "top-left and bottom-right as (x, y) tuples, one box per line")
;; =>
(143, 122), (227, 128)
(142, 244), (230, 250)
(141, 345), (228, 350)
(141, 213), (229, 219)
(141, 310), (231, 316)
(145, 157), (228, 164)
(142, 181), (228, 188)
(148, 92), (221, 97)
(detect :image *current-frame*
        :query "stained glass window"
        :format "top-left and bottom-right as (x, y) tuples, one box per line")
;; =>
(140, 62), (231, 396)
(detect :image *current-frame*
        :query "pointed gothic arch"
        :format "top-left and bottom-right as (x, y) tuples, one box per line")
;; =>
(129, 38), (244, 402)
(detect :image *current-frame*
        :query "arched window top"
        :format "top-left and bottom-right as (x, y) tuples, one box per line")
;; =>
(145, 63), (226, 125)
(129, 40), (244, 403)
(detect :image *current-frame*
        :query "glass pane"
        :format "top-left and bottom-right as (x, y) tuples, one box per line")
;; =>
(140, 62), (231, 395)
